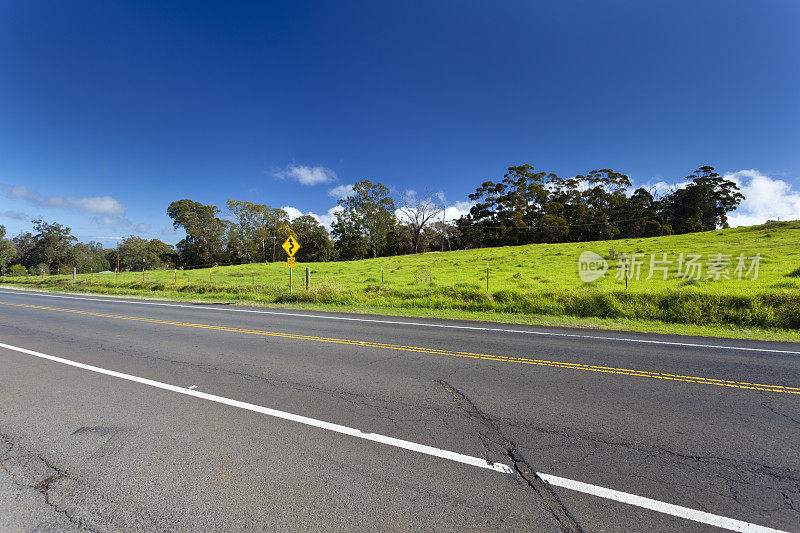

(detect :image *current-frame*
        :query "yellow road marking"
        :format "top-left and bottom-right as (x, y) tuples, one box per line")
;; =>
(2, 300), (799, 396)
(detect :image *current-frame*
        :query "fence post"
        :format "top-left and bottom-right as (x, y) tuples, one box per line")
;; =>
(625, 257), (628, 290)
(305, 267), (310, 290)
(174, 269), (177, 283)
(73, 267), (76, 280)
(251, 268), (254, 288)
(486, 262), (489, 292)
(381, 265), (384, 285)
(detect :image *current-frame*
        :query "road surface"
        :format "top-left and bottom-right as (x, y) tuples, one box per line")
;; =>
(1, 287), (798, 532)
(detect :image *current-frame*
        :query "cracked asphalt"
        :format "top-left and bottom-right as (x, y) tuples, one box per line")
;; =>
(1, 288), (799, 532)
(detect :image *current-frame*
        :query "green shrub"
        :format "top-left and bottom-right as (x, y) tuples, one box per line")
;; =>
(6, 264), (27, 276)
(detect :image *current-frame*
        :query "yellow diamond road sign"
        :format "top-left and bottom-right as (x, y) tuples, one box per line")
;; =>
(282, 236), (300, 257)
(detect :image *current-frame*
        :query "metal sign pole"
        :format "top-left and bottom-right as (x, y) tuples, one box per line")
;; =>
(289, 267), (293, 294)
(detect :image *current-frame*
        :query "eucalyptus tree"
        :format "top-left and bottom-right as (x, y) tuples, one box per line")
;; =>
(334, 180), (395, 258)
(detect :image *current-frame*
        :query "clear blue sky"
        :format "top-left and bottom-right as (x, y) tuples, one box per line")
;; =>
(2, 0), (799, 243)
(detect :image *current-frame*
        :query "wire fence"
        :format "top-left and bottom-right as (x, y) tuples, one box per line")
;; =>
(2, 220), (797, 298)
(4, 253), (791, 298)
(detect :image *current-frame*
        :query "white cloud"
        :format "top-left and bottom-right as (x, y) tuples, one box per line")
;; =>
(135, 223), (151, 233)
(273, 165), (337, 186)
(4, 185), (35, 200)
(316, 205), (343, 229)
(0, 210), (27, 220)
(280, 205), (342, 229)
(281, 206), (305, 220)
(281, 205), (342, 230)
(444, 200), (474, 222)
(638, 170), (800, 227)
(95, 215), (131, 228)
(1, 184), (126, 215)
(55, 196), (125, 215)
(725, 170), (800, 227)
(328, 184), (354, 199)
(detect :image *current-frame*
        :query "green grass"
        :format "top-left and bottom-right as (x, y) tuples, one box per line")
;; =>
(4, 221), (800, 340)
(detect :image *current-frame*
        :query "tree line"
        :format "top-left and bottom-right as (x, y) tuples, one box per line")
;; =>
(0, 164), (744, 274)
(0, 219), (178, 276)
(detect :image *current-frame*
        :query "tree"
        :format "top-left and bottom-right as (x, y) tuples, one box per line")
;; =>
(331, 213), (369, 261)
(69, 241), (110, 273)
(226, 200), (259, 263)
(263, 207), (291, 262)
(467, 165), (553, 247)
(11, 233), (34, 266)
(167, 200), (228, 266)
(24, 219), (76, 270)
(290, 215), (332, 262)
(619, 188), (668, 238)
(663, 166), (744, 233)
(0, 226), (17, 274)
(335, 180), (396, 258)
(226, 201), (294, 263)
(118, 236), (176, 270)
(398, 191), (443, 253)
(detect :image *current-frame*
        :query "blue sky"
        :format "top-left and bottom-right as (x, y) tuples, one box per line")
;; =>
(1, 0), (799, 244)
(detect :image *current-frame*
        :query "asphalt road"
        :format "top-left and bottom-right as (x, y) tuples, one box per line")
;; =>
(1, 287), (799, 532)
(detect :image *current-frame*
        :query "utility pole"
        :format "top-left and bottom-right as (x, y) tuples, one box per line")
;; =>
(272, 211), (277, 263)
(441, 206), (445, 252)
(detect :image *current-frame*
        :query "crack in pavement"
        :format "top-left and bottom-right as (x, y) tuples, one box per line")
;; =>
(0, 431), (94, 531)
(436, 380), (582, 533)
(496, 416), (800, 517)
(759, 392), (800, 426)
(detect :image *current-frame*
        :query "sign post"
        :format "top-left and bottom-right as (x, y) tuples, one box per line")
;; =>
(282, 236), (301, 294)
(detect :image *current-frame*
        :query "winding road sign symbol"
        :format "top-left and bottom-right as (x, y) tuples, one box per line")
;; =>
(282, 236), (300, 257)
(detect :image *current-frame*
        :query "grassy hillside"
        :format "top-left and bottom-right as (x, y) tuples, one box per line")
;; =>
(4, 221), (800, 338)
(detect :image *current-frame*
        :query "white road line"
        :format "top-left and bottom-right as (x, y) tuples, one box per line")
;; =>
(538, 474), (785, 533)
(0, 341), (511, 475)
(1, 288), (799, 355)
(0, 341), (787, 533)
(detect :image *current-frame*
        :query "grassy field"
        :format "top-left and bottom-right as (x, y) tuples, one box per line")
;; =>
(3, 221), (800, 340)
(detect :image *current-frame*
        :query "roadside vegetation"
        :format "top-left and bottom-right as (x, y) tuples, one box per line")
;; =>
(3, 221), (800, 340)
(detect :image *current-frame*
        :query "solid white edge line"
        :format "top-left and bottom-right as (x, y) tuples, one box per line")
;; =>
(0, 341), (510, 475)
(1, 288), (798, 356)
(537, 474), (786, 533)
(0, 341), (787, 533)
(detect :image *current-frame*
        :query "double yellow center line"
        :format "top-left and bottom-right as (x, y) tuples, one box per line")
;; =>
(2, 300), (799, 396)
